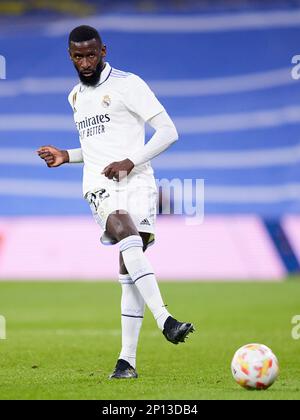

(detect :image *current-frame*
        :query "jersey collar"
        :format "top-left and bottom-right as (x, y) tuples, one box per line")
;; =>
(97, 62), (112, 86)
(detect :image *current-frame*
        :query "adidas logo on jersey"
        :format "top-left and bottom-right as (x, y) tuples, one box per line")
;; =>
(140, 218), (151, 226)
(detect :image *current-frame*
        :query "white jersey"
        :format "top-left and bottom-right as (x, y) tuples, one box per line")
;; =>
(68, 62), (165, 196)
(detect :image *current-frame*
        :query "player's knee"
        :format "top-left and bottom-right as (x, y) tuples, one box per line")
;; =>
(116, 226), (137, 242)
(108, 223), (137, 242)
(106, 213), (138, 242)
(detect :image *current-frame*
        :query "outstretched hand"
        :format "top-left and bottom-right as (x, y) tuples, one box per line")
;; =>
(37, 146), (69, 168)
(102, 158), (134, 181)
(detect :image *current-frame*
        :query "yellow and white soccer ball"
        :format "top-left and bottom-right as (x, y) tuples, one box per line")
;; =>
(231, 344), (279, 390)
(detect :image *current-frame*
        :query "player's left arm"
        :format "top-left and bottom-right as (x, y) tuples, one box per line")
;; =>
(102, 110), (178, 180)
(130, 110), (178, 166)
(102, 75), (178, 181)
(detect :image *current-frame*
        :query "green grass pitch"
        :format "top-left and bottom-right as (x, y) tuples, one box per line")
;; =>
(0, 280), (300, 400)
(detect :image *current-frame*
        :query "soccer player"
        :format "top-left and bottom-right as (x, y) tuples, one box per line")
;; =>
(38, 25), (194, 379)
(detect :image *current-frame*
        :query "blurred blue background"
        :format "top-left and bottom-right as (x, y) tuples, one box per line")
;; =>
(1, 0), (300, 217)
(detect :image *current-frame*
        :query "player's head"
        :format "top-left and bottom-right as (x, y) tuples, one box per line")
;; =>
(68, 25), (106, 86)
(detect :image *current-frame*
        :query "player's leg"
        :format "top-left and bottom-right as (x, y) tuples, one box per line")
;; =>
(86, 190), (194, 353)
(110, 234), (149, 379)
(119, 232), (150, 274)
(106, 212), (194, 345)
(106, 211), (171, 330)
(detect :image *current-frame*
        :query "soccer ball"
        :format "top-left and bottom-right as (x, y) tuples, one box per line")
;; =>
(231, 344), (279, 390)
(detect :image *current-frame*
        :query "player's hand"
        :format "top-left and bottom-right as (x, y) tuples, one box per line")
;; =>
(102, 159), (134, 181)
(37, 146), (69, 168)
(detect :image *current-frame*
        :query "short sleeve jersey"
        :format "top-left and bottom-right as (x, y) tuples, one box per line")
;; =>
(68, 63), (164, 195)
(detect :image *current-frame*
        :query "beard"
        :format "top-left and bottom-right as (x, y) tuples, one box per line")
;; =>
(75, 61), (103, 87)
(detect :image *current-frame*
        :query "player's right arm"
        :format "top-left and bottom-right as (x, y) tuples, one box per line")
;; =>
(37, 146), (83, 167)
(38, 86), (84, 168)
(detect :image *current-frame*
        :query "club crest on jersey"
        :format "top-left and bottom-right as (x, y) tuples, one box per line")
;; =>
(102, 95), (111, 108)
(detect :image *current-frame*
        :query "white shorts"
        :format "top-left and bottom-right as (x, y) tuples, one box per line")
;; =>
(85, 185), (157, 246)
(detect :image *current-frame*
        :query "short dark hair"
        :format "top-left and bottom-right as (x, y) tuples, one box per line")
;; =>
(68, 25), (102, 46)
